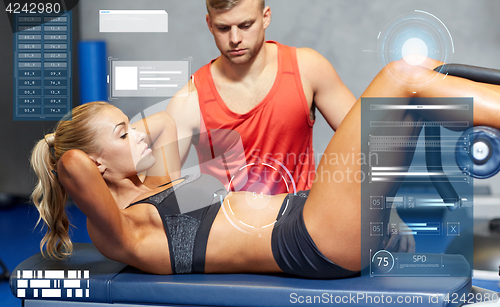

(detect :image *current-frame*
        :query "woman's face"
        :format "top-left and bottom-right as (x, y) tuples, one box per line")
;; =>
(92, 106), (155, 177)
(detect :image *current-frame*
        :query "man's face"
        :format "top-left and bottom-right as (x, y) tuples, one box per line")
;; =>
(206, 0), (271, 65)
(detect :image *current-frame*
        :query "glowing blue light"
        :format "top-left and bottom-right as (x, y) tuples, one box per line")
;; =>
(402, 38), (428, 65)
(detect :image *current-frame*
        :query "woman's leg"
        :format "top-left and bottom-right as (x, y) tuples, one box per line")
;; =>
(303, 59), (500, 271)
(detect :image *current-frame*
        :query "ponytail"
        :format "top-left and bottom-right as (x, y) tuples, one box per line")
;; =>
(30, 133), (72, 259)
(30, 101), (111, 259)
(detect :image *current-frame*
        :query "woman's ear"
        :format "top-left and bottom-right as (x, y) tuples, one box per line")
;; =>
(96, 164), (107, 175)
(89, 155), (106, 175)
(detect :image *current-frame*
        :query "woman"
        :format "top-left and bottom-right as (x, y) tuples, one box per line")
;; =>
(31, 58), (500, 279)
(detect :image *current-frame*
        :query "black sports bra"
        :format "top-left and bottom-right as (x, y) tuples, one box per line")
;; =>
(127, 173), (227, 274)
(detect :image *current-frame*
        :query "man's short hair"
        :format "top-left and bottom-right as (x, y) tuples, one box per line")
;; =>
(206, 0), (265, 12)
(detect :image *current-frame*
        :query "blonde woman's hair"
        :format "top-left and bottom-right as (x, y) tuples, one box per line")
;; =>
(30, 101), (111, 259)
(206, 0), (265, 12)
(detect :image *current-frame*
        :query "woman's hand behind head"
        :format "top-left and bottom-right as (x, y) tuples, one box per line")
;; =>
(57, 149), (102, 192)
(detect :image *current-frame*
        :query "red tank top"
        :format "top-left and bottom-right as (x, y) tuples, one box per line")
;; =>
(193, 41), (315, 195)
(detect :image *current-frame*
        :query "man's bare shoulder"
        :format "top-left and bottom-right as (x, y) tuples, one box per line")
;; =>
(169, 79), (198, 105)
(295, 47), (345, 89)
(295, 47), (356, 130)
(295, 47), (324, 59)
(166, 79), (200, 131)
(295, 47), (334, 76)
(167, 80), (199, 114)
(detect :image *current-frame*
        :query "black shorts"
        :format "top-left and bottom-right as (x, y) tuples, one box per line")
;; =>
(271, 191), (359, 279)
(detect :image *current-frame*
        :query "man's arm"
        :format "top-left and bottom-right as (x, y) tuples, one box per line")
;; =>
(165, 79), (201, 166)
(297, 48), (356, 130)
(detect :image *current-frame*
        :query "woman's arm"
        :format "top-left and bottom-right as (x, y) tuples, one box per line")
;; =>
(57, 149), (136, 262)
(132, 111), (181, 186)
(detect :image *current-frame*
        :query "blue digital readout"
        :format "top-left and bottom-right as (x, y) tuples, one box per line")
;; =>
(14, 12), (72, 121)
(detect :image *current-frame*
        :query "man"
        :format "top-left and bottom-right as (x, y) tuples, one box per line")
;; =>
(166, 0), (355, 195)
